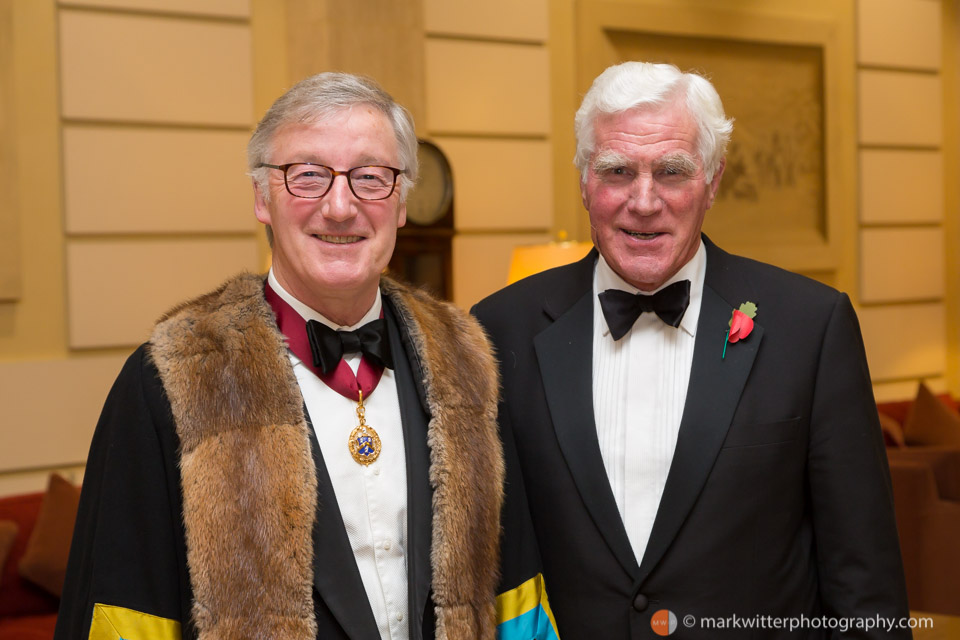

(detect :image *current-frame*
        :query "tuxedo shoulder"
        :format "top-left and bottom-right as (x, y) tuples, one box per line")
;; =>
(713, 248), (848, 318)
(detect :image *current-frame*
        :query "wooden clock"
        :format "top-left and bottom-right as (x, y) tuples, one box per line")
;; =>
(388, 140), (454, 300)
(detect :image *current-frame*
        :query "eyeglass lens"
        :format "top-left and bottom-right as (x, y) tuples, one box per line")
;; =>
(285, 164), (396, 200)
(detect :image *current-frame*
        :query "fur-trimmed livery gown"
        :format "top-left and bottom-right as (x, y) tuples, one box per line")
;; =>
(54, 274), (546, 640)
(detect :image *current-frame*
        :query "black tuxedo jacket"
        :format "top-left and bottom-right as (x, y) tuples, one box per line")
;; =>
(473, 236), (910, 639)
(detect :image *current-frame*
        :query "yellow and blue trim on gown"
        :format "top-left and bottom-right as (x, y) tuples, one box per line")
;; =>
(496, 573), (560, 639)
(88, 603), (181, 640)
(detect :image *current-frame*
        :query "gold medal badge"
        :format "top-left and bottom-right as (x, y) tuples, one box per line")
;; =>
(348, 390), (381, 465)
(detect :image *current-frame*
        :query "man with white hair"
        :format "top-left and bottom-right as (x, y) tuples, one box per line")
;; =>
(473, 62), (909, 638)
(56, 73), (544, 640)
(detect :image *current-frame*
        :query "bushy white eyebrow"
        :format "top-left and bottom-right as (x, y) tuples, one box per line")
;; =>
(591, 150), (699, 176)
(656, 152), (698, 175)
(591, 150), (632, 173)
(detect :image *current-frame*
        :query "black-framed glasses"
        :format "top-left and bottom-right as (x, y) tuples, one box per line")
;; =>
(258, 163), (404, 201)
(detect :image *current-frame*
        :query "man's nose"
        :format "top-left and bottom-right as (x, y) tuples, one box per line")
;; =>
(626, 174), (662, 215)
(320, 174), (359, 221)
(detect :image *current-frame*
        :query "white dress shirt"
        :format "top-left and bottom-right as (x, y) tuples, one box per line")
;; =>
(591, 241), (706, 562)
(268, 270), (410, 639)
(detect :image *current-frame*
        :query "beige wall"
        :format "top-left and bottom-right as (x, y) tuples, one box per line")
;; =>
(856, 0), (954, 401)
(0, 0), (263, 495)
(421, 0), (557, 308)
(1, 0), (958, 494)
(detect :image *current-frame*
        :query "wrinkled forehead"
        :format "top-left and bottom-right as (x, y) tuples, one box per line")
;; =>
(592, 100), (699, 154)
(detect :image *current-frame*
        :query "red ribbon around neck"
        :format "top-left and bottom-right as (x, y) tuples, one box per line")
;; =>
(264, 282), (384, 402)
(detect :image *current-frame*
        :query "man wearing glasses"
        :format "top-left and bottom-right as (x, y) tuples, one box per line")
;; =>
(55, 73), (541, 640)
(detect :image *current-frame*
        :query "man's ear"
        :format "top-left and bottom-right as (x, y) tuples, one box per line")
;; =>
(253, 181), (272, 225)
(580, 176), (591, 211)
(705, 157), (726, 210)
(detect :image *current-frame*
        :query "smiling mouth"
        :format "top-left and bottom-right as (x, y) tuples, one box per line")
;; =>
(315, 234), (362, 244)
(624, 231), (661, 239)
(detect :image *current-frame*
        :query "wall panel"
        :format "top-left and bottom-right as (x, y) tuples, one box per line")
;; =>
(860, 228), (944, 302)
(58, 0), (250, 17)
(452, 232), (550, 309)
(859, 150), (942, 224)
(0, 0), (20, 300)
(857, 0), (941, 70)
(423, 0), (548, 41)
(433, 137), (553, 231)
(63, 126), (253, 233)
(59, 9), (252, 125)
(0, 354), (127, 471)
(860, 303), (946, 380)
(285, 0), (426, 129)
(858, 71), (942, 146)
(67, 238), (258, 348)
(425, 39), (550, 135)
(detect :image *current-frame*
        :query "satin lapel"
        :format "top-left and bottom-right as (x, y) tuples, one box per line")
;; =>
(305, 415), (381, 640)
(384, 303), (432, 637)
(534, 289), (640, 576)
(635, 281), (763, 585)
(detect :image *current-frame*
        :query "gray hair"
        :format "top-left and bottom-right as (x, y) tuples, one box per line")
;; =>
(248, 72), (419, 201)
(574, 62), (733, 182)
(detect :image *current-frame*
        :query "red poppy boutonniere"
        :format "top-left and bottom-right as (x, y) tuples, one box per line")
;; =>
(722, 302), (757, 360)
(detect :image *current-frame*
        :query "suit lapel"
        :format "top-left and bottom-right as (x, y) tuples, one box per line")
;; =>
(384, 302), (433, 637)
(534, 277), (640, 577)
(636, 241), (763, 584)
(305, 419), (381, 640)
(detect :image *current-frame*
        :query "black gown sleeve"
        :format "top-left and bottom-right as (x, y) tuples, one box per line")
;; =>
(54, 345), (194, 640)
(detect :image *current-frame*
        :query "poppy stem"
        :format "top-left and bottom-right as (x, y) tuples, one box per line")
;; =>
(722, 330), (729, 360)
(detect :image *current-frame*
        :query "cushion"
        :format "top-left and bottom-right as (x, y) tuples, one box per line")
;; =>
(878, 411), (905, 448)
(0, 492), (58, 618)
(0, 521), (17, 583)
(903, 382), (960, 447)
(17, 474), (81, 597)
(0, 612), (59, 639)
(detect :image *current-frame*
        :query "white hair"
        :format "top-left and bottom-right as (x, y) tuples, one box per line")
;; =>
(574, 61), (733, 182)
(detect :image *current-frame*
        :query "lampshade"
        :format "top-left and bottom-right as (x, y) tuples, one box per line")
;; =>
(507, 239), (593, 284)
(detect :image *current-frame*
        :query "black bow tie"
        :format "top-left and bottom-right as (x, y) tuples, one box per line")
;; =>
(305, 318), (394, 375)
(598, 280), (691, 340)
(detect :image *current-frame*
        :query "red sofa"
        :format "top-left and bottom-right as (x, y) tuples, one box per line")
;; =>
(0, 491), (59, 639)
(878, 393), (960, 616)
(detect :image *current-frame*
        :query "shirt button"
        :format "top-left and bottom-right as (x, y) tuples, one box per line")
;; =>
(383, 540), (392, 550)
(396, 612), (404, 622)
(374, 467), (381, 476)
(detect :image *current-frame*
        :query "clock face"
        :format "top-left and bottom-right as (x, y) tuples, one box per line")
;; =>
(405, 140), (453, 226)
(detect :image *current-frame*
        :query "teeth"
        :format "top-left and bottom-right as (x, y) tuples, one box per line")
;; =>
(626, 231), (659, 239)
(317, 235), (361, 244)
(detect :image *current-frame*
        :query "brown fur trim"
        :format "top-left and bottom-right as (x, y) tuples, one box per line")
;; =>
(382, 279), (503, 640)
(151, 274), (317, 639)
(150, 273), (502, 639)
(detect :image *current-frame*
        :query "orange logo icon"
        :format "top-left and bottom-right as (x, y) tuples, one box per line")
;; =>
(650, 609), (678, 636)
